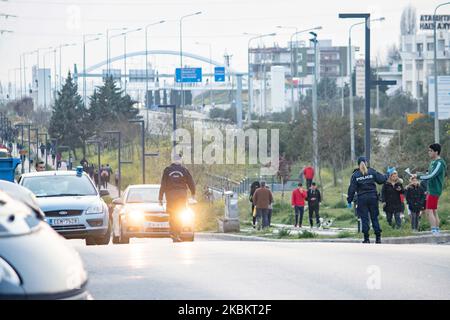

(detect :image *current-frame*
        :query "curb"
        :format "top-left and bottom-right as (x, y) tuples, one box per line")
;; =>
(196, 232), (450, 244)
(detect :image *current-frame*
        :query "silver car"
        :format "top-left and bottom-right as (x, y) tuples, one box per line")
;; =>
(112, 184), (195, 244)
(18, 169), (111, 246)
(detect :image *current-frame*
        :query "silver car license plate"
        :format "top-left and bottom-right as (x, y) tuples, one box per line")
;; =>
(48, 218), (79, 226)
(148, 222), (169, 228)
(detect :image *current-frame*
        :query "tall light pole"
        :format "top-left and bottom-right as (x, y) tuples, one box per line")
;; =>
(145, 20), (165, 108)
(195, 41), (213, 107)
(106, 27), (127, 77)
(245, 32), (276, 124)
(433, 2), (450, 143)
(179, 11), (202, 112)
(123, 27), (142, 94)
(281, 26), (322, 121)
(21, 51), (35, 97)
(310, 32), (319, 173)
(58, 43), (76, 90)
(347, 17), (384, 162)
(83, 33), (102, 106)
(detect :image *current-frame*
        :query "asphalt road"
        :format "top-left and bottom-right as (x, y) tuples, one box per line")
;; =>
(69, 238), (450, 300)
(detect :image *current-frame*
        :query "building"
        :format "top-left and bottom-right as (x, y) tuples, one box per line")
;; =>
(355, 59), (365, 98)
(401, 27), (450, 99)
(248, 40), (354, 115)
(32, 66), (52, 110)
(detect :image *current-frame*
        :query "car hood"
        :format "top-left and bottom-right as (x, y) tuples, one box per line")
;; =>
(0, 223), (88, 298)
(36, 195), (100, 211)
(123, 202), (166, 213)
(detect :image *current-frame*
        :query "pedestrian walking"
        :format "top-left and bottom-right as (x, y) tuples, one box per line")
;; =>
(405, 176), (426, 231)
(101, 167), (109, 189)
(414, 143), (447, 235)
(347, 156), (389, 244)
(303, 164), (315, 189)
(40, 143), (45, 158)
(56, 152), (62, 168)
(252, 181), (273, 230)
(381, 169), (404, 229)
(291, 182), (307, 228)
(307, 182), (321, 228)
(249, 181), (261, 228)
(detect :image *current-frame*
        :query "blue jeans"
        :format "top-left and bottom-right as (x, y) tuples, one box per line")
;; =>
(256, 208), (270, 229)
(294, 206), (304, 226)
(357, 195), (381, 236)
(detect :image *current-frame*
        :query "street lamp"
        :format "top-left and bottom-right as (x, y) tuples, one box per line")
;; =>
(245, 32), (276, 123)
(195, 41), (213, 107)
(83, 33), (102, 106)
(179, 11), (202, 111)
(433, 2), (450, 143)
(310, 31), (319, 173)
(123, 27), (142, 94)
(58, 43), (76, 90)
(106, 27), (128, 77)
(346, 16), (385, 162)
(145, 20), (165, 108)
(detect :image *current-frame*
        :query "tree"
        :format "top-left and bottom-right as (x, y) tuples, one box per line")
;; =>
(400, 5), (417, 36)
(317, 77), (337, 101)
(49, 72), (90, 159)
(387, 44), (401, 65)
(89, 76), (139, 133)
(6, 97), (34, 118)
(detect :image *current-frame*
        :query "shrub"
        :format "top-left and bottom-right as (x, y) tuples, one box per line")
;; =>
(298, 230), (317, 239)
(277, 228), (291, 238)
(333, 200), (348, 209)
(335, 212), (355, 222)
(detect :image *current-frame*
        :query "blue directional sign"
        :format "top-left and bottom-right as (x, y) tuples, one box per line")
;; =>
(175, 68), (202, 83)
(214, 67), (225, 82)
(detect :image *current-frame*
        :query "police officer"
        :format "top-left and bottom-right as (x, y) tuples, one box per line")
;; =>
(347, 156), (390, 244)
(159, 153), (196, 242)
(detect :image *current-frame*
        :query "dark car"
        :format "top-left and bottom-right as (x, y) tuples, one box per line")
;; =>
(0, 190), (91, 300)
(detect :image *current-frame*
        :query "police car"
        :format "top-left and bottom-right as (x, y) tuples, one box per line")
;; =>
(18, 167), (111, 246)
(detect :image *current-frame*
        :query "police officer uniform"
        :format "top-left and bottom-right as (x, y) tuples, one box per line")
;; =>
(347, 157), (388, 243)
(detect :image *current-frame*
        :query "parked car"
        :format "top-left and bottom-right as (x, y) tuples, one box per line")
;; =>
(0, 190), (91, 299)
(18, 168), (111, 246)
(111, 184), (195, 244)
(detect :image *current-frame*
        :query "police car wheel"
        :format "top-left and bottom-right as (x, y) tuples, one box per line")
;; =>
(96, 220), (112, 245)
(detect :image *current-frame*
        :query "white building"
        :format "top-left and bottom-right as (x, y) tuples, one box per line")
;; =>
(355, 59), (365, 98)
(32, 66), (52, 110)
(270, 66), (286, 113)
(401, 29), (450, 99)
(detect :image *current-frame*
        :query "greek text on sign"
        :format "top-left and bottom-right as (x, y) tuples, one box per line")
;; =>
(420, 15), (450, 30)
(175, 68), (202, 83)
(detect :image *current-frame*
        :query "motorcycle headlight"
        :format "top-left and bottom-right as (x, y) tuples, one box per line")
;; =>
(180, 208), (194, 225)
(85, 203), (104, 215)
(0, 257), (21, 287)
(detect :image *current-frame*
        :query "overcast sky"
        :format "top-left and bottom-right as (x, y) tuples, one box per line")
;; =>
(0, 0), (446, 84)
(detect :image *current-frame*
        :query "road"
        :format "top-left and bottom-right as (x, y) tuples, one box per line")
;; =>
(69, 238), (450, 300)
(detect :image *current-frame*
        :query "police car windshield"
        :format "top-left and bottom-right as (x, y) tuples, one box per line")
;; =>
(22, 175), (97, 198)
(126, 188), (163, 203)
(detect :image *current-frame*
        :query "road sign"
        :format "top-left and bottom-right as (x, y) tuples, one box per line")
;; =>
(175, 68), (202, 83)
(406, 113), (425, 124)
(428, 76), (450, 120)
(214, 67), (225, 82)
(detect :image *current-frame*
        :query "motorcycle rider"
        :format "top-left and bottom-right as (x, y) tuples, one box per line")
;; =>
(159, 153), (196, 242)
(347, 156), (390, 244)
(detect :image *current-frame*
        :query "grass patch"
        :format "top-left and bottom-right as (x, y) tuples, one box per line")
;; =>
(337, 231), (356, 238)
(277, 227), (291, 239)
(297, 230), (317, 239)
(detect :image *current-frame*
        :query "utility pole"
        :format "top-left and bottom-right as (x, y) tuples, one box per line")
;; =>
(310, 32), (319, 173)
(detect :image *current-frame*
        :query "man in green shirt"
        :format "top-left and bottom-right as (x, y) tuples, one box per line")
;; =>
(414, 143), (447, 235)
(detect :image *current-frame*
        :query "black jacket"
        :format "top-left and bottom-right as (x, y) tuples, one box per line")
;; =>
(380, 182), (404, 213)
(405, 184), (426, 212)
(159, 163), (195, 201)
(307, 188), (321, 207)
(347, 168), (387, 203)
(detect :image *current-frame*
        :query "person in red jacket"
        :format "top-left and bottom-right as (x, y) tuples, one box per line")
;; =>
(291, 182), (307, 228)
(303, 165), (315, 189)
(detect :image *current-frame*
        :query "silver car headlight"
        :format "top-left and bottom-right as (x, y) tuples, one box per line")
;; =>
(85, 203), (104, 215)
(0, 257), (21, 287)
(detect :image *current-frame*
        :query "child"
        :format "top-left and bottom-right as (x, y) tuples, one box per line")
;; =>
(405, 176), (426, 231)
(381, 169), (404, 229)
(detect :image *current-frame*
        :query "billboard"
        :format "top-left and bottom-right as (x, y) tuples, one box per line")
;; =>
(428, 76), (450, 120)
(175, 68), (202, 83)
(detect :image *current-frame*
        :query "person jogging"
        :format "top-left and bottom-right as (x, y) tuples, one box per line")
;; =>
(347, 156), (389, 244)
(413, 143), (447, 235)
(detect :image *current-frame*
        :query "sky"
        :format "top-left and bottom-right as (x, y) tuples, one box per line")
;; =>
(0, 0), (446, 85)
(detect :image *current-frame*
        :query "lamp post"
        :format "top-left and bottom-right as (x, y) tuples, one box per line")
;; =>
(310, 32), (319, 173)
(245, 32), (277, 124)
(106, 27), (127, 77)
(281, 26), (322, 121)
(58, 43), (76, 90)
(128, 119), (146, 184)
(83, 33), (102, 106)
(123, 27), (142, 94)
(145, 20), (165, 108)
(22, 50), (36, 97)
(179, 12), (202, 112)
(346, 17), (385, 163)
(195, 41), (213, 107)
(43, 48), (54, 110)
(433, 2), (450, 143)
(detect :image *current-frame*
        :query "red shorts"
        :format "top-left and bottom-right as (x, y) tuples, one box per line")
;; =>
(425, 194), (439, 210)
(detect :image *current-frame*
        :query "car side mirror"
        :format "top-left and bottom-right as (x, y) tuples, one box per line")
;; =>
(99, 189), (110, 197)
(112, 198), (123, 205)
